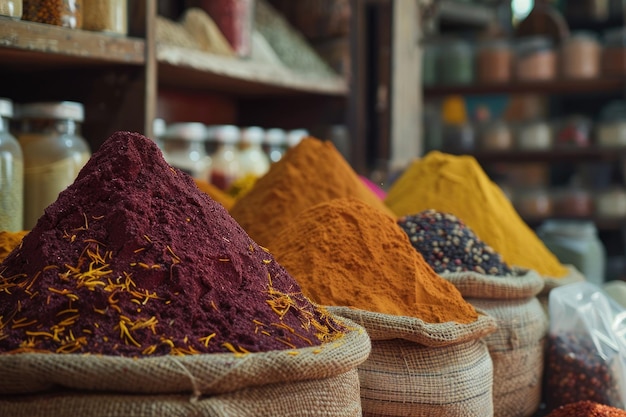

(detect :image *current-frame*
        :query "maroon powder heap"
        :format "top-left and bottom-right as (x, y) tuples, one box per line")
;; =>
(0, 131), (343, 357)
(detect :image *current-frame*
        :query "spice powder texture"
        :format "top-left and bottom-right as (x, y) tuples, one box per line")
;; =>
(384, 151), (567, 278)
(230, 137), (395, 248)
(267, 197), (478, 324)
(0, 131), (343, 357)
(545, 401), (626, 417)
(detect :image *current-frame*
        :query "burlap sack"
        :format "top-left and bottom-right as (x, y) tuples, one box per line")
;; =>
(0, 317), (371, 417)
(327, 306), (498, 417)
(440, 268), (548, 417)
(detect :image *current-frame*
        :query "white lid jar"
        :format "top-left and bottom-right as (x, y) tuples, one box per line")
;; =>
(16, 101), (91, 230)
(162, 122), (211, 182)
(263, 128), (287, 163)
(0, 98), (24, 232)
(239, 126), (270, 177)
(210, 124), (241, 191)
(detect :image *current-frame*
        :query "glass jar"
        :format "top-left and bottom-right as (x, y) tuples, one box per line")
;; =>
(82, 0), (127, 35)
(476, 39), (513, 84)
(286, 129), (309, 149)
(603, 27), (626, 77)
(263, 128), (287, 163)
(422, 41), (439, 86)
(441, 122), (474, 154)
(561, 31), (601, 79)
(210, 125), (241, 191)
(514, 186), (553, 219)
(515, 36), (557, 81)
(438, 38), (474, 85)
(239, 126), (270, 177)
(516, 120), (553, 150)
(596, 107), (626, 148)
(554, 115), (593, 148)
(162, 122), (211, 182)
(596, 186), (626, 218)
(0, 98), (23, 232)
(537, 220), (606, 286)
(22, 0), (83, 29)
(478, 119), (513, 151)
(554, 187), (594, 218)
(151, 117), (166, 151)
(16, 101), (91, 230)
(0, 0), (22, 19)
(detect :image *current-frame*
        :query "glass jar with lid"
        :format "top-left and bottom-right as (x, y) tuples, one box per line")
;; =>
(82, 0), (127, 35)
(263, 128), (287, 163)
(476, 38), (513, 84)
(0, 98), (23, 232)
(0, 0), (22, 19)
(595, 186), (626, 218)
(210, 125), (241, 191)
(477, 119), (513, 151)
(554, 186), (594, 218)
(162, 122), (212, 182)
(514, 186), (553, 220)
(438, 38), (474, 85)
(515, 36), (557, 81)
(561, 31), (601, 79)
(596, 101), (626, 147)
(603, 27), (626, 77)
(15, 101), (91, 230)
(537, 220), (606, 286)
(287, 129), (309, 149)
(22, 0), (83, 28)
(516, 119), (553, 150)
(239, 126), (270, 177)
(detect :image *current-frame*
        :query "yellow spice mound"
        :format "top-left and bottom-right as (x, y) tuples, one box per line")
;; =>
(384, 151), (567, 278)
(0, 230), (28, 262)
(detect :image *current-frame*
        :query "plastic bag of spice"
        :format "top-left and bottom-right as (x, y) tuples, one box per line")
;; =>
(543, 281), (626, 413)
(326, 306), (497, 417)
(440, 268), (548, 417)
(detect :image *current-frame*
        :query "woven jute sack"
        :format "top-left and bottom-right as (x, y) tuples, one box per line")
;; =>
(327, 306), (498, 417)
(441, 268), (548, 417)
(0, 317), (371, 417)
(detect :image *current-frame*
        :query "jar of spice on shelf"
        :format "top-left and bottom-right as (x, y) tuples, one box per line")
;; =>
(210, 124), (241, 191)
(0, 0), (22, 19)
(595, 186), (626, 218)
(514, 186), (554, 220)
(476, 38), (513, 84)
(82, 0), (127, 36)
(596, 101), (626, 148)
(554, 115), (593, 148)
(22, 0), (82, 29)
(515, 36), (557, 82)
(515, 119), (553, 150)
(239, 126), (270, 177)
(15, 101), (91, 230)
(603, 27), (626, 77)
(192, 0), (254, 58)
(477, 119), (513, 151)
(0, 98), (23, 232)
(561, 31), (602, 79)
(161, 122), (212, 182)
(263, 128), (287, 163)
(553, 186), (594, 218)
(438, 38), (474, 86)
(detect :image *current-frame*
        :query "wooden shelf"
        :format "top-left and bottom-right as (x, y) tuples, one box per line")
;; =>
(436, 0), (496, 28)
(0, 18), (145, 69)
(157, 45), (349, 98)
(424, 78), (626, 98)
(462, 148), (626, 164)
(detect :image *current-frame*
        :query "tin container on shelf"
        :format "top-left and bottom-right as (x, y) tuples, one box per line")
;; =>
(514, 186), (553, 219)
(438, 38), (474, 85)
(15, 101), (91, 230)
(515, 36), (557, 81)
(516, 119), (553, 150)
(603, 27), (626, 77)
(561, 31), (602, 79)
(0, 98), (23, 232)
(477, 119), (513, 151)
(162, 122), (212, 182)
(476, 38), (513, 84)
(0, 0), (22, 18)
(22, 0), (82, 28)
(82, 0), (127, 35)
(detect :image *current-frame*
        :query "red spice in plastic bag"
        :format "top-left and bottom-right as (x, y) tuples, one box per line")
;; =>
(0, 131), (343, 357)
(546, 401), (626, 417)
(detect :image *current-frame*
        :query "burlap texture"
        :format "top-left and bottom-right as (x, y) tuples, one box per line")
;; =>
(0, 317), (371, 397)
(539, 264), (585, 296)
(327, 308), (498, 417)
(0, 368), (362, 417)
(441, 268), (548, 417)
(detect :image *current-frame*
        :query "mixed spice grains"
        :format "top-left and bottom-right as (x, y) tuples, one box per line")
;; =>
(0, 131), (343, 357)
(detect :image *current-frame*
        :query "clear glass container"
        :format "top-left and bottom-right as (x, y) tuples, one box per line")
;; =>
(16, 101), (91, 230)
(596, 107), (626, 148)
(287, 128), (309, 148)
(595, 186), (626, 218)
(162, 122), (211, 182)
(476, 38), (512, 84)
(537, 220), (606, 285)
(603, 27), (626, 77)
(22, 0), (83, 28)
(516, 120), (553, 150)
(515, 36), (557, 81)
(514, 186), (553, 219)
(478, 119), (513, 151)
(561, 31), (601, 79)
(554, 187), (594, 218)
(554, 115), (593, 148)
(263, 128), (287, 163)
(438, 38), (474, 85)
(239, 126), (270, 177)
(82, 0), (127, 35)
(0, 98), (23, 232)
(210, 124), (241, 191)
(0, 0), (22, 18)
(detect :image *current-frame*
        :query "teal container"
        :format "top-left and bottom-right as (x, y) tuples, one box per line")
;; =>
(438, 39), (474, 85)
(537, 220), (606, 285)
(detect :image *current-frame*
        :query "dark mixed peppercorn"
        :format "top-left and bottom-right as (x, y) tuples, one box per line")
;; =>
(397, 209), (514, 276)
(22, 0), (82, 28)
(543, 333), (623, 413)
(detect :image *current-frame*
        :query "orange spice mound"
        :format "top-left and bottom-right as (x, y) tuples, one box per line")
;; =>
(194, 178), (235, 211)
(267, 197), (478, 324)
(229, 137), (396, 248)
